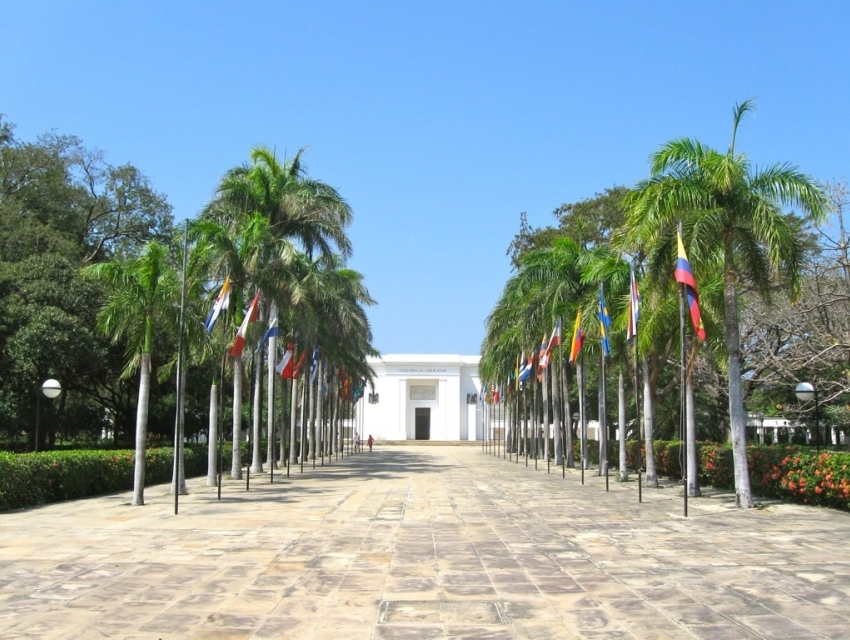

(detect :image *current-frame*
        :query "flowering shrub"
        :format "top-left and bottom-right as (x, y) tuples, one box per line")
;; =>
(571, 439), (850, 511)
(0, 446), (207, 511)
(698, 443), (850, 511)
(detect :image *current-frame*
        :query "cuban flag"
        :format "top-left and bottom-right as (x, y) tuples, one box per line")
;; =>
(675, 229), (706, 341)
(204, 276), (231, 333)
(230, 291), (261, 357)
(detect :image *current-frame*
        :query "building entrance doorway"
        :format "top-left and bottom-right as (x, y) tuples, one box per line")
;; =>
(415, 408), (431, 440)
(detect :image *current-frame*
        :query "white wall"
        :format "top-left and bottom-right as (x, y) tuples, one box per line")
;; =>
(363, 354), (480, 441)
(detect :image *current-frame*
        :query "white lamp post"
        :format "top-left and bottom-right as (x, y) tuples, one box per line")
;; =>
(35, 379), (62, 452)
(795, 382), (819, 454)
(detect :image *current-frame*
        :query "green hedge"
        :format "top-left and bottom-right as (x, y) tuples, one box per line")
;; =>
(0, 446), (208, 511)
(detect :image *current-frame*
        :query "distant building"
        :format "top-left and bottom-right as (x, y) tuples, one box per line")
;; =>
(362, 354), (481, 441)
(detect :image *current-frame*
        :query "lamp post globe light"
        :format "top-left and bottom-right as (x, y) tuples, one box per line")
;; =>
(794, 382), (819, 454)
(35, 379), (62, 453)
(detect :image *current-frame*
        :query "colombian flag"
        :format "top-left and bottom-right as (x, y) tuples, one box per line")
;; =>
(675, 230), (706, 341)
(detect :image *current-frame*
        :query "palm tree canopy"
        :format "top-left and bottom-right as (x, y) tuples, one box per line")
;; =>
(624, 100), (829, 302)
(83, 240), (177, 378)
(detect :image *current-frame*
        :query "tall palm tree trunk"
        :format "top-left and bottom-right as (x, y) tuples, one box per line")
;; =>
(642, 357), (658, 487)
(267, 305), (278, 469)
(306, 370), (315, 461)
(724, 269), (754, 507)
(578, 359), (588, 470)
(686, 366), (701, 497)
(251, 347), (264, 473)
(132, 352), (151, 506)
(231, 355), (243, 479)
(288, 378), (299, 465)
(598, 354), (607, 477)
(542, 370), (550, 461)
(206, 383), (218, 486)
(284, 376), (289, 466)
(552, 355), (563, 466)
(563, 361), (574, 468)
(171, 363), (188, 495)
(618, 371), (627, 481)
(317, 360), (325, 458)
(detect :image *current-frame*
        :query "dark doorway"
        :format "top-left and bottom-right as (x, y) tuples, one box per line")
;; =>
(415, 408), (431, 440)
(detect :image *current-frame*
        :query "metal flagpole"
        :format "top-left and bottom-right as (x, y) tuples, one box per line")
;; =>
(579, 350), (586, 485)
(217, 304), (228, 501)
(173, 220), (189, 515)
(679, 221), (689, 518)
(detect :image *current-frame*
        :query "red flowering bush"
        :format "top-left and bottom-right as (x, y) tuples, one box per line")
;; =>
(698, 443), (850, 511)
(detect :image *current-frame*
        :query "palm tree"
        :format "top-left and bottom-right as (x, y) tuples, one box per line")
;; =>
(203, 147), (355, 472)
(84, 240), (177, 506)
(482, 238), (587, 466)
(623, 100), (829, 507)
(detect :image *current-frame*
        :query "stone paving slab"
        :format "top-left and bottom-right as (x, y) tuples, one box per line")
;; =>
(1, 446), (849, 639)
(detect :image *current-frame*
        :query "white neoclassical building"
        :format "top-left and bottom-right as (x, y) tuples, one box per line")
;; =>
(362, 354), (481, 441)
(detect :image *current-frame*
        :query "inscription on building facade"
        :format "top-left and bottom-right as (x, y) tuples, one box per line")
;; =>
(410, 385), (437, 400)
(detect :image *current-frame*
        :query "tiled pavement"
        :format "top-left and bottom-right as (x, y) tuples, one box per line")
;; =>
(1, 445), (849, 639)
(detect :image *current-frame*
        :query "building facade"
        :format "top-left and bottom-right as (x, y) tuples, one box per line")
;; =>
(362, 354), (481, 441)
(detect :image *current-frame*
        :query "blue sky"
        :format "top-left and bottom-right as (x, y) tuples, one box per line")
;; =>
(3, 2), (848, 355)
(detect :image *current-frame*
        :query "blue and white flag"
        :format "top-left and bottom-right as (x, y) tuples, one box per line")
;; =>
(309, 345), (319, 384)
(255, 316), (279, 352)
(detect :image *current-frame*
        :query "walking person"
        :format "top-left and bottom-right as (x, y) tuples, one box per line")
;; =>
(367, 434), (374, 452)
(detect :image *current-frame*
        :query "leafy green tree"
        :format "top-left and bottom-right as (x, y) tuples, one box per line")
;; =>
(0, 116), (173, 264)
(0, 253), (110, 447)
(507, 187), (629, 268)
(623, 100), (829, 507)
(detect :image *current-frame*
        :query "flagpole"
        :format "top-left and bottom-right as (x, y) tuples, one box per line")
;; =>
(636, 336), (642, 503)
(579, 349), (587, 485)
(632, 261), (643, 503)
(679, 221), (689, 518)
(217, 302), (230, 502)
(598, 284), (609, 485)
(172, 219), (189, 515)
(555, 323), (564, 478)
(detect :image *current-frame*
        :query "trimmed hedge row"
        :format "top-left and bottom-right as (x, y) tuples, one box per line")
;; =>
(0, 446), (208, 511)
(6, 439), (849, 512)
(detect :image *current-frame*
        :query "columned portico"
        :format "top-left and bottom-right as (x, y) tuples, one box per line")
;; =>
(363, 354), (480, 441)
